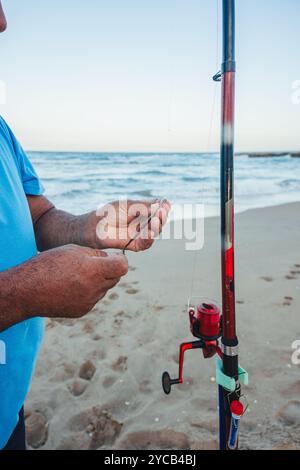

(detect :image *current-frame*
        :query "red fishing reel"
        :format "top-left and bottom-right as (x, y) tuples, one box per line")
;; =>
(162, 299), (223, 395)
(189, 302), (222, 340)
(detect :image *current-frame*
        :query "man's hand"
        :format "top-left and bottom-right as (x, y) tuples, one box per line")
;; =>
(0, 245), (128, 331)
(92, 199), (171, 252)
(28, 196), (171, 254)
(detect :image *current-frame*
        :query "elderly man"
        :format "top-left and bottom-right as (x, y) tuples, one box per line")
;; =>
(0, 2), (170, 450)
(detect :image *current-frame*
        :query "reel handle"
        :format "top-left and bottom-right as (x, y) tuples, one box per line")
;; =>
(162, 340), (208, 395)
(162, 372), (180, 395)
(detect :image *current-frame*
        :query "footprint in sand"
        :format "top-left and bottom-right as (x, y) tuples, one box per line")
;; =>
(50, 363), (76, 382)
(119, 282), (131, 289)
(129, 266), (137, 272)
(115, 310), (131, 319)
(283, 296), (293, 307)
(139, 380), (153, 393)
(118, 429), (190, 450)
(261, 276), (273, 282)
(126, 288), (139, 295)
(120, 280), (139, 289)
(277, 401), (300, 426)
(68, 379), (89, 397)
(281, 380), (300, 398)
(109, 293), (119, 301)
(237, 300), (245, 305)
(87, 349), (106, 361)
(191, 440), (218, 451)
(92, 334), (102, 341)
(78, 360), (96, 381)
(285, 265), (300, 280)
(112, 356), (128, 372)
(102, 376), (117, 389)
(114, 318), (123, 327)
(25, 411), (49, 449)
(82, 320), (95, 334)
(69, 407), (122, 450)
(154, 305), (166, 312)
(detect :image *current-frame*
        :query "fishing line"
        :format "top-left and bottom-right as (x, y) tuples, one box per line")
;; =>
(189, 0), (221, 301)
(122, 200), (164, 254)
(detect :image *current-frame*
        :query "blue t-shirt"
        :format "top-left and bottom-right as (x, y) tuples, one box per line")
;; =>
(0, 116), (45, 448)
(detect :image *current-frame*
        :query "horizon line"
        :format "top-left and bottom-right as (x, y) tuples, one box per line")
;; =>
(26, 149), (300, 155)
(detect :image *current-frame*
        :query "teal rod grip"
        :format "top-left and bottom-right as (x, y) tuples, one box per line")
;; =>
(215, 357), (249, 392)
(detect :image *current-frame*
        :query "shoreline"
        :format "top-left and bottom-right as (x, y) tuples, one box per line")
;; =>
(167, 199), (300, 223)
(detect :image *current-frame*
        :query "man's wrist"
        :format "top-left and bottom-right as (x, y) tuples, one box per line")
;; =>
(82, 211), (103, 249)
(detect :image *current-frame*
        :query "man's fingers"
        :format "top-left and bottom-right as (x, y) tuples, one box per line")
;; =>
(87, 248), (109, 258)
(127, 228), (155, 252)
(98, 253), (129, 280)
(158, 203), (170, 227)
(65, 245), (109, 260)
(128, 199), (171, 220)
(135, 232), (155, 251)
(147, 216), (161, 237)
(103, 277), (121, 290)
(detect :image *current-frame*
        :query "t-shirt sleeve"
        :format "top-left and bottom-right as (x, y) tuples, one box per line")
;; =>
(13, 139), (45, 196)
(1, 118), (44, 196)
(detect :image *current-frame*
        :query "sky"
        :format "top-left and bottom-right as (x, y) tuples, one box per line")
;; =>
(0, 0), (299, 152)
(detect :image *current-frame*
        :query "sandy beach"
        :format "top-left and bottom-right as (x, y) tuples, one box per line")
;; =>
(25, 202), (300, 450)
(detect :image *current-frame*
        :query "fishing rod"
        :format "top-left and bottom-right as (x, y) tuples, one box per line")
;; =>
(162, 0), (248, 451)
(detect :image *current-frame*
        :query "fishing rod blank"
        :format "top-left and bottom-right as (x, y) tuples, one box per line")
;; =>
(219, 0), (240, 450)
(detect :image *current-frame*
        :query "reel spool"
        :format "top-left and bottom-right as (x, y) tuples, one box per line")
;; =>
(189, 301), (222, 341)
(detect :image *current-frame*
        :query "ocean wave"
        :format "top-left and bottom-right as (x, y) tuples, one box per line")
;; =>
(125, 189), (154, 198)
(181, 176), (210, 183)
(279, 179), (300, 190)
(58, 190), (89, 198)
(87, 177), (141, 186)
(135, 170), (172, 177)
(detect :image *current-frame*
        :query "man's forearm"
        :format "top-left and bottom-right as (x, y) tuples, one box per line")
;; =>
(0, 243), (127, 332)
(34, 208), (98, 252)
(0, 267), (31, 332)
(0, 248), (69, 332)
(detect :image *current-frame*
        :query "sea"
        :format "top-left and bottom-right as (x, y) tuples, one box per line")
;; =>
(28, 152), (300, 219)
